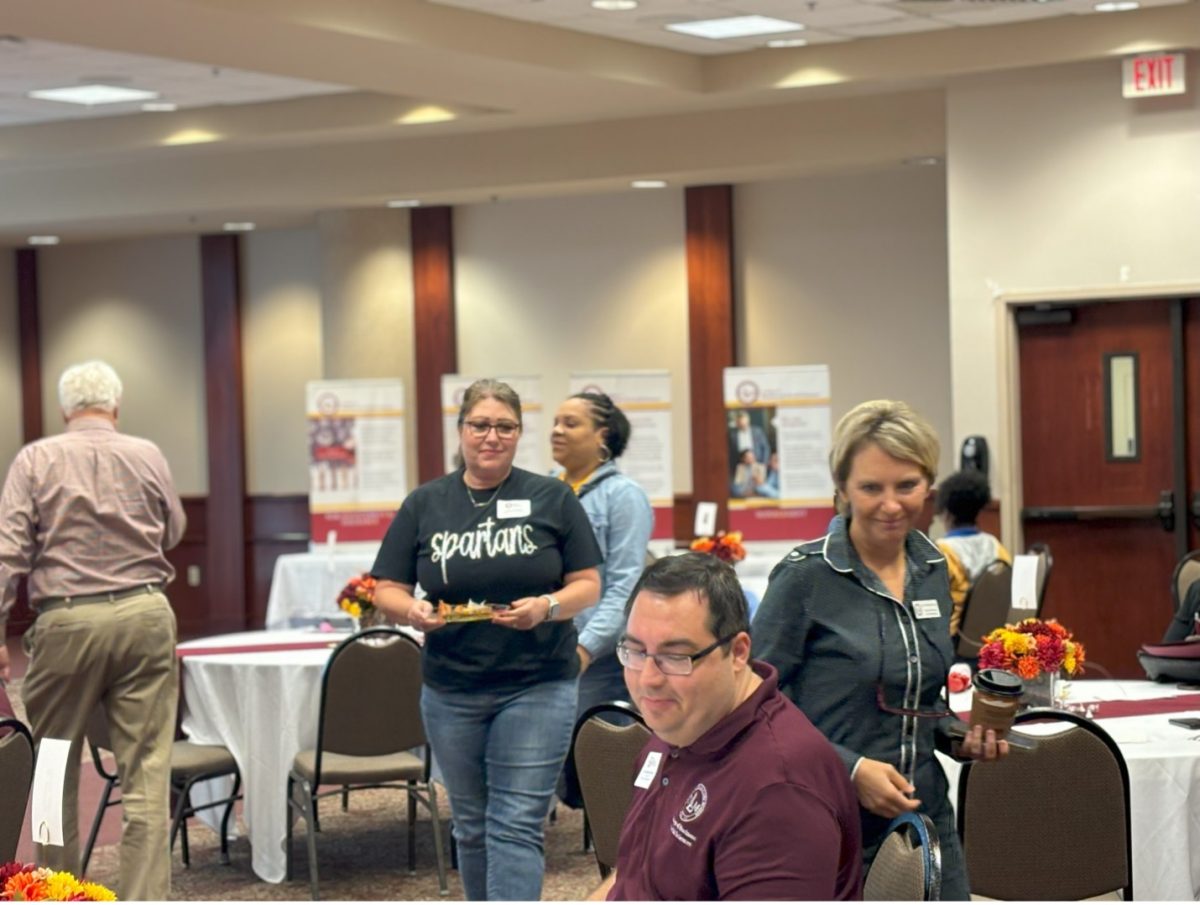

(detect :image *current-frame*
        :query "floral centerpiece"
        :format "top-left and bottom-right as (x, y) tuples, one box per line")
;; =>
(0, 861), (116, 901)
(978, 617), (1086, 708)
(690, 530), (746, 564)
(337, 572), (384, 628)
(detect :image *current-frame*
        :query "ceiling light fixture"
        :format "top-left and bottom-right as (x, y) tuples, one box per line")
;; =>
(223, 222), (255, 232)
(396, 105), (457, 125)
(767, 38), (808, 48)
(667, 15), (803, 40)
(142, 101), (178, 112)
(162, 128), (220, 146)
(1094, 1), (1138, 9)
(592, 0), (639, 9)
(903, 155), (943, 167)
(631, 179), (668, 189)
(27, 235), (59, 246)
(28, 84), (159, 106)
(387, 199), (421, 208)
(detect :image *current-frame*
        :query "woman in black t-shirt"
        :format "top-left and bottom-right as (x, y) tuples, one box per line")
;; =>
(372, 378), (602, 901)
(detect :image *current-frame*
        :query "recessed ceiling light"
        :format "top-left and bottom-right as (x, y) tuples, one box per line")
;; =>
(141, 101), (177, 112)
(223, 222), (255, 232)
(592, 0), (638, 9)
(27, 84), (159, 106)
(27, 235), (59, 246)
(767, 37), (808, 48)
(396, 105), (457, 125)
(632, 179), (668, 189)
(387, 199), (421, 208)
(667, 16), (804, 40)
(162, 129), (220, 146)
(1094, 1), (1137, 9)
(903, 155), (943, 167)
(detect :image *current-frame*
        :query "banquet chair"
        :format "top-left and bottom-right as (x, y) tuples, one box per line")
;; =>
(955, 560), (1013, 661)
(957, 708), (1132, 900)
(864, 813), (941, 901)
(0, 717), (34, 863)
(81, 706), (243, 874)
(571, 701), (651, 878)
(1170, 548), (1200, 619)
(286, 628), (447, 899)
(1026, 542), (1054, 614)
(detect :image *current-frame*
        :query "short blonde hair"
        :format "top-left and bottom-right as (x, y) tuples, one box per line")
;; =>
(58, 360), (123, 417)
(829, 400), (940, 515)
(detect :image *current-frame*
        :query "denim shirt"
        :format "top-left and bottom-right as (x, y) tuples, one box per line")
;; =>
(568, 462), (654, 660)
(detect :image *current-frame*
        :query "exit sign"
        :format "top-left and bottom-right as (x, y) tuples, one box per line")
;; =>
(1123, 53), (1186, 98)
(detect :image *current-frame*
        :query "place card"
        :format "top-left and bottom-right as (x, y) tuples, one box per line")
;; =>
(30, 736), (71, 847)
(1011, 554), (1039, 612)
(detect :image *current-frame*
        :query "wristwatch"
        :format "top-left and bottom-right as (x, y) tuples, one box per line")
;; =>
(541, 593), (561, 622)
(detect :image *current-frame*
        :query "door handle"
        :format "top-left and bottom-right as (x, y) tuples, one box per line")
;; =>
(1158, 490), (1175, 533)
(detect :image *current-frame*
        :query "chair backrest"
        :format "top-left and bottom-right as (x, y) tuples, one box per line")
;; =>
(864, 812), (941, 901)
(956, 560), (1013, 659)
(1172, 548), (1200, 615)
(317, 628), (425, 765)
(1026, 542), (1053, 612)
(571, 701), (651, 877)
(957, 708), (1131, 901)
(0, 718), (34, 862)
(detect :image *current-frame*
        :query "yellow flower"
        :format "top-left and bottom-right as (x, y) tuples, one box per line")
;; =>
(346, 601), (361, 618)
(79, 880), (119, 901)
(44, 871), (84, 900)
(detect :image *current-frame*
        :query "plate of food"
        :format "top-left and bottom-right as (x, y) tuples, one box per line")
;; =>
(437, 600), (504, 623)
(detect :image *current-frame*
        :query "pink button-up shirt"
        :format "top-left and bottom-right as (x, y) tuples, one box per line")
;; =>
(0, 414), (186, 635)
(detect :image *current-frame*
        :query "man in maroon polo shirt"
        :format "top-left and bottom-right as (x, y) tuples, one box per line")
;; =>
(595, 552), (862, 901)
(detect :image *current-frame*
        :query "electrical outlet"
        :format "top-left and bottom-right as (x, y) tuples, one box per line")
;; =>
(187, 565), (201, 587)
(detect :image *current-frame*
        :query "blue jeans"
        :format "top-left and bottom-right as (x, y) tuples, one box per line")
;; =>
(422, 678), (578, 901)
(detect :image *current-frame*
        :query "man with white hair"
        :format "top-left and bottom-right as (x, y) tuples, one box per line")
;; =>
(0, 359), (185, 899)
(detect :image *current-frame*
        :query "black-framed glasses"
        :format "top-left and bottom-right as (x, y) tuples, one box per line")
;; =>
(463, 419), (520, 439)
(874, 610), (952, 720)
(616, 633), (738, 677)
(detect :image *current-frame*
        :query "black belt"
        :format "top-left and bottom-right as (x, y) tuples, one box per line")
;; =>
(39, 583), (163, 611)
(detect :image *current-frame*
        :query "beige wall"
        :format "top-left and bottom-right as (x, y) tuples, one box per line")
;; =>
(317, 208), (417, 490)
(0, 252), (19, 471)
(737, 167), (954, 477)
(455, 191), (692, 492)
(242, 227), (324, 495)
(36, 236), (207, 493)
(947, 57), (1200, 502)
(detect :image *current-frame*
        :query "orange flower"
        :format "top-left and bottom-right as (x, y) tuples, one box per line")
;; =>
(1016, 656), (1041, 680)
(5, 870), (48, 900)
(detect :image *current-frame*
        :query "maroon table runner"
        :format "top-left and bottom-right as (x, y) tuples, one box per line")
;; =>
(176, 640), (339, 659)
(957, 691), (1200, 721)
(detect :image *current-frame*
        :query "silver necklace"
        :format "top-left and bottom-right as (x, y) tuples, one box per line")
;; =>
(464, 477), (505, 509)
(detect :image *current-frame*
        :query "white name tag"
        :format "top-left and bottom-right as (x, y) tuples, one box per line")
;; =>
(497, 499), (531, 519)
(634, 751), (662, 789)
(912, 599), (941, 620)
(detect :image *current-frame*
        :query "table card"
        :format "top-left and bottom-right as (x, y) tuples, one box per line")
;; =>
(1011, 554), (1039, 612)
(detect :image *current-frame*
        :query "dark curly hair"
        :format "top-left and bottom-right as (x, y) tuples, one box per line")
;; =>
(570, 392), (632, 460)
(935, 469), (992, 526)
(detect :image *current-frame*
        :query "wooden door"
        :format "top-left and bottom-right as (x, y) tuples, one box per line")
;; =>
(1186, 299), (1200, 554)
(1017, 299), (1180, 677)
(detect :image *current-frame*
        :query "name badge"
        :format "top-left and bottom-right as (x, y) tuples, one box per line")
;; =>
(497, 499), (531, 519)
(913, 599), (941, 620)
(634, 751), (662, 789)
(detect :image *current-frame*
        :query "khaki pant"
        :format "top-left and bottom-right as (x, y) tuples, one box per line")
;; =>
(23, 591), (177, 900)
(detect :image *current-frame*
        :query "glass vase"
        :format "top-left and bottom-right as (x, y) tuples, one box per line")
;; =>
(1021, 670), (1059, 710)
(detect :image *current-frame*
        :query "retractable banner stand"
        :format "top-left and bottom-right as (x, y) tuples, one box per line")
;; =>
(723, 365), (835, 541)
(568, 370), (675, 544)
(441, 374), (547, 476)
(306, 379), (407, 547)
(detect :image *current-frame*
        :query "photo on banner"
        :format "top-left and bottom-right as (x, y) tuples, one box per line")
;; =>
(723, 365), (835, 541)
(568, 369), (675, 543)
(306, 379), (407, 547)
(440, 374), (546, 476)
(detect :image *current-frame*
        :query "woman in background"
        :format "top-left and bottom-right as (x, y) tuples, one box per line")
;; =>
(754, 399), (1007, 899)
(550, 392), (653, 808)
(372, 378), (601, 901)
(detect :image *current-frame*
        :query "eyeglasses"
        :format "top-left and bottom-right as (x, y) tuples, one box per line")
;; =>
(463, 419), (520, 439)
(874, 610), (952, 720)
(616, 633), (737, 677)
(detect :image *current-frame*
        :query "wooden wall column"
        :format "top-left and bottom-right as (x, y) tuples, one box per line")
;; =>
(200, 234), (248, 633)
(683, 185), (737, 536)
(16, 248), (43, 444)
(411, 206), (457, 483)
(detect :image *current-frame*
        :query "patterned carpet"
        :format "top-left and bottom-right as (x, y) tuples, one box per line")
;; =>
(84, 789), (602, 901)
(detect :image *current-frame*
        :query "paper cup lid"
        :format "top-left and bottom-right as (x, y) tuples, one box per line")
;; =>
(973, 668), (1024, 696)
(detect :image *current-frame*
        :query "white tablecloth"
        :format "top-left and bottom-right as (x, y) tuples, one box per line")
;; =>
(179, 628), (418, 883)
(264, 550), (379, 629)
(942, 679), (1200, 901)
